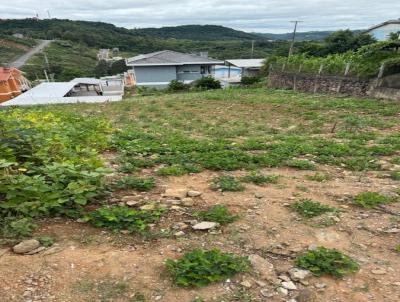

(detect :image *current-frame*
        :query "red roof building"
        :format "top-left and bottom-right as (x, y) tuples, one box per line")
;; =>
(0, 67), (31, 103)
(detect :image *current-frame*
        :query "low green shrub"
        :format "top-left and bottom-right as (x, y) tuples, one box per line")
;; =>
(114, 176), (156, 191)
(291, 199), (337, 218)
(353, 192), (397, 208)
(210, 175), (245, 192)
(168, 80), (190, 92)
(286, 159), (316, 170)
(239, 172), (279, 185)
(195, 205), (238, 225)
(37, 236), (55, 247)
(194, 77), (221, 90)
(241, 76), (261, 86)
(0, 217), (37, 239)
(305, 173), (332, 182)
(296, 247), (359, 278)
(85, 206), (165, 233)
(157, 164), (202, 176)
(165, 249), (250, 287)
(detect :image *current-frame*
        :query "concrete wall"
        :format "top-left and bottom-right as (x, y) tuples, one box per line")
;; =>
(134, 66), (177, 85)
(268, 71), (400, 101)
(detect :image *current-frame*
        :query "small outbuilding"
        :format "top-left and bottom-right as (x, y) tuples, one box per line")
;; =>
(224, 59), (265, 77)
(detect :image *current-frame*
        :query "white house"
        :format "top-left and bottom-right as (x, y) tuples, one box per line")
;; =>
(366, 19), (400, 41)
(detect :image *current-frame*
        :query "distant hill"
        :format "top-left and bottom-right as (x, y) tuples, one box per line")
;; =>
(133, 25), (265, 41)
(255, 31), (334, 41)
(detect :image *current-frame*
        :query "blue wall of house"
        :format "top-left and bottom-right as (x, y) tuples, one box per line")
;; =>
(134, 66), (177, 85)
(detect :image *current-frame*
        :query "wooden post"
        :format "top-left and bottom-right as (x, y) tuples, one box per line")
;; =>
(376, 62), (385, 88)
(314, 64), (323, 93)
(344, 62), (351, 76)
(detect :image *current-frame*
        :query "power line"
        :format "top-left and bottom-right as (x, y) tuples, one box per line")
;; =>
(288, 21), (303, 57)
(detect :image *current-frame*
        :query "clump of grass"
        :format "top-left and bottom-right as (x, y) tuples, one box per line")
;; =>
(394, 244), (400, 254)
(291, 199), (338, 218)
(210, 175), (245, 192)
(114, 176), (156, 191)
(157, 164), (202, 176)
(286, 159), (316, 170)
(165, 249), (250, 287)
(85, 206), (165, 233)
(389, 171), (400, 181)
(296, 247), (359, 278)
(239, 172), (279, 185)
(353, 192), (398, 208)
(305, 173), (332, 182)
(195, 205), (238, 225)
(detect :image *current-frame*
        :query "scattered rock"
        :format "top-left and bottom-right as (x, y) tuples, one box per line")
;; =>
(289, 268), (311, 281)
(192, 221), (218, 230)
(182, 197), (195, 207)
(281, 281), (297, 290)
(174, 231), (185, 237)
(126, 200), (140, 207)
(277, 287), (288, 296)
(121, 195), (139, 202)
(240, 280), (252, 288)
(371, 268), (386, 275)
(384, 228), (400, 234)
(42, 246), (63, 256)
(13, 240), (41, 254)
(249, 254), (279, 284)
(25, 246), (46, 255)
(140, 204), (156, 211)
(187, 190), (202, 197)
(296, 289), (317, 302)
(163, 188), (187, 199)
(260, 288), (271, 297)
(255, 192), (264, 199)
(314, 282), (326, 289)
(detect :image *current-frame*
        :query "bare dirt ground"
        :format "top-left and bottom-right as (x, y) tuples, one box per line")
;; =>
(1, 164), (399, 302)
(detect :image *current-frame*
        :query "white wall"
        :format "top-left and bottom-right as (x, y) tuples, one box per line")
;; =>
(370, 23), (400, 41)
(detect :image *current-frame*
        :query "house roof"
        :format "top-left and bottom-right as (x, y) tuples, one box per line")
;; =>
(0, 67), (20, 82)
(126, 50), (224, 66)
(71, 78), (102, 85)
(366, 19), (400, 32)
(225, 59), (265, 69)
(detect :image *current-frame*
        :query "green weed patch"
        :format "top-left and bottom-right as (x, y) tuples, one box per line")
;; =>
(114, 176), (156, 191)
(210, 176), (245, 192)
(296, 247), (359, 278)
(353, 192), (398, 208)
(165, 249), (250, 287)
(195, 205), (238, 225)
(291, 199), (338, 218)
(239, 172), (279, 185)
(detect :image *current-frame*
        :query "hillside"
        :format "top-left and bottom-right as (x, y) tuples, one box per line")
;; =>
(0, 34), (37, 66)
(256, 31), (334, 41)
(133, 25), (264, 41)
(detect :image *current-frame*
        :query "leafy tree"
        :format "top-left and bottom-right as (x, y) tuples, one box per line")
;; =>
(94, 60), (109, 78)
(389, 32), (400, 41)
(109, 59), (128, 75)
(324, 30), (375, 54)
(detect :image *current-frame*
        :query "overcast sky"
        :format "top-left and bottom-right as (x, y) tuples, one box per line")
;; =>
(1, 1), (399, 33)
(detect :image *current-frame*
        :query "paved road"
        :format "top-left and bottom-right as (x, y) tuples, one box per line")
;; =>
(9, 40), (52, 68)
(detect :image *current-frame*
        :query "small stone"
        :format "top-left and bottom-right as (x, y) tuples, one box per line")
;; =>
(13, 240), (40, 254)
(289, 268), (311, 281)
(163, 188), (187, 199)
(121, 196), (137, 202)
(140, 204), (156, 211)
(281, 281), (297, 290)
(255, 192), (264, 199)
(192, 221), (218, 230)
(182, 197), (195, 207)
(187, 190), (202, 197)
(308, 244), (318, 251)
(277, 287), (288, 296)
(384, 228), (400, 234)
(25, 246), (46, 255)
(296, 289), (317, 302)
(314, 283), (326, 289)
(256, 280), (267, 287)
(260, 288), (271, 297)
(249, 254), (278, 284)
(174, 231), (185, 237)
(126, 200), (140, 207)
(240, 280), (252, 288)
(371, 269), (386, 275)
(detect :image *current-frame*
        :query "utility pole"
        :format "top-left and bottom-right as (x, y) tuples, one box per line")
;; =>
(288, 21), (303, 57)
(251, 40), (255, 58)
(47, 10), (51, 19)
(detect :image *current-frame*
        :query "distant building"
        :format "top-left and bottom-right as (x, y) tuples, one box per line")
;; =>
(125, 50), (223, 88)
(12, 33), (24, 39)
(0, 67), (31, 103)
(224, 59), (265, 77)
(366, 19), (400, 41)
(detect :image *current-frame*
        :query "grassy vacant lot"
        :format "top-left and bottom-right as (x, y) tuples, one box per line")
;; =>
(1, 88), (400, 302)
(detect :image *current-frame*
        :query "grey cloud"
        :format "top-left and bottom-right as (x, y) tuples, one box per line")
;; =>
(0, 0), (399, 33)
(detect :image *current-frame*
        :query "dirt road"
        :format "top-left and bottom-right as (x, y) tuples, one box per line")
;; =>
(9, 40), (52, 68)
